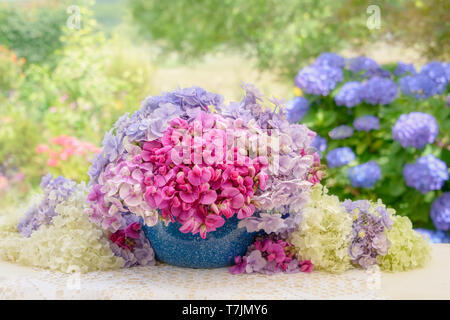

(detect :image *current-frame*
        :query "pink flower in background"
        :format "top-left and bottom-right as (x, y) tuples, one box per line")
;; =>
(36, 144), (50, 154)
(38, 135), (101, 170)
(0, 176), (8, 190)
(59, 93), (68, 103)
(47, 158), (59, 167)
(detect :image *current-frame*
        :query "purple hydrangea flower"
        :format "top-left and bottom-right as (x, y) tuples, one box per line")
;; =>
(342, 199), (392, 269)
(17, 174), (76, 237)
(124, 110), (151, 141)
(310, 135), (327, 155)
(314, 52), (346, 69)
(403, 155), (449, 194)
(415, 228), (450, 244)
(400, 74), (437, 99)
(349, 56), (386, 78)
(295, 65), (343, 96)
(420, 61), (448, 94)
(140, 86), (224, 117)
(394, 62), (416, 77)
(238, 212), (302, 237)
(87, 129), (123, 185)
(326, 147), (355, 168)
(329, 125), (354, 140)
(360, 77), (398, 105)
(430, 193), (450, 231)
(101, 129), (123, 162)
(245, 250), (267, 273)
(348, 161), (382, 188)
(88, 152), (109, 186)
(353, 115), (380, 132)
(335, 81), (363, 108)
(392, 112), (438, 149)
(286, 97), (310, 123)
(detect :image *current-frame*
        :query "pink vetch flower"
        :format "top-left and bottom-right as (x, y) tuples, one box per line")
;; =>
(229, 235), (308, 275)
(36, 144), (50, 154)
(228, 256), (247, 274)
(124, 222), (141, 239)
(264, 241), (286, 264)
(187, 165), (212, 186)
(47, 158), (59, 167)
(299, 260), (314, 273)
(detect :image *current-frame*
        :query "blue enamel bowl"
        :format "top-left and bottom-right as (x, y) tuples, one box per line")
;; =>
(142, 215), (256, 268)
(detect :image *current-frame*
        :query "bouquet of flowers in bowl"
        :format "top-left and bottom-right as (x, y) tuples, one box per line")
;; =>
(85, 84), (322, 268)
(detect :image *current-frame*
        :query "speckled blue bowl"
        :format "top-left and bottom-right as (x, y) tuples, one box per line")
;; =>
(142, 215), (256, 268)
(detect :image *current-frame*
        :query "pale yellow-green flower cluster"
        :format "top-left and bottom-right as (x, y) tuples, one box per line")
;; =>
(0, 183), (124, 273)
(289, 184), (431, 273)
(289, 184), (353, 273)
(377, 215), (431, 272)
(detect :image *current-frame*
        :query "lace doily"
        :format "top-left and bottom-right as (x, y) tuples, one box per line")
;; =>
(0, 262), (386, 300)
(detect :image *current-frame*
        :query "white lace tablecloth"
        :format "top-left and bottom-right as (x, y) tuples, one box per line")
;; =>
(0, 244), (448, 300)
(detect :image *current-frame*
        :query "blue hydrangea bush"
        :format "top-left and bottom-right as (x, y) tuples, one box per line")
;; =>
(288, 53), (450, 241)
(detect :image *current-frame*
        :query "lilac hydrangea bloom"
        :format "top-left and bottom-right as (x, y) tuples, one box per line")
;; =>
(88, 152), (109, 186)
(326, 147), (355, 168)
(403, 155), (449, 194)
(314, 52), (346, 69)
(238, 212), (302, 237)
(286, 97), (310, 123)
(295, 65), (343, 96)
(348, 161), (382, 188)
(353, 115), (379, 132)
(392, 112), (438, 149)
(124, 111), (151, 141)
(17, 174), (76, 237)
(329, 125), (354, 140)
(349, 56), (384, 78)
(335, 81), (363, 108)
(420, 61), (448, 94)
(87, 130), (123, 185)
(244, 250), (267, 273)
(394, 62), (416, 77)
(342, 200), (393, 269)
(310, 135), (327, 155)
(360, 77), (398, 105)
(140, 86), (224, 117)
(400, 74), (437, 99)
(415, 228), (450, 244)
(102, 129), (123, 162)
(430, 193), (450, 231)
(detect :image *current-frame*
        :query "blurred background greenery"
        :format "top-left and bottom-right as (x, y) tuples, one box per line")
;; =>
(0, 0), (448, 233)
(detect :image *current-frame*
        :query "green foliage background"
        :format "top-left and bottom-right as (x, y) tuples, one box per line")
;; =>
(0, 2), (153, 205)
(129, 0), (449, 78)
